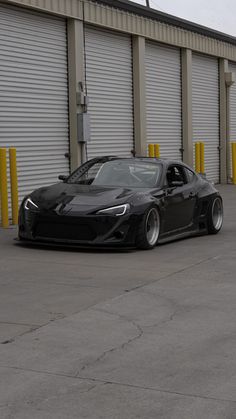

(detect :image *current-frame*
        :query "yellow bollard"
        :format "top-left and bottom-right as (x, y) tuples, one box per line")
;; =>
(232, 142), (236, 185)
(0, 148), (9, 228)
(9, 148), (19, 225)
(200, 142), (205, 174)
(195, 142), (201, 173)
(148, 143), (155, 157)
(154, 144), (160, 158)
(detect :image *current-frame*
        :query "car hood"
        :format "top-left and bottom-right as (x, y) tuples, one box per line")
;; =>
(30, 182), (142, 214)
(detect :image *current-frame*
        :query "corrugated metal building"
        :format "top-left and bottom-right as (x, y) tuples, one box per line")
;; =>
(1, 0), (236, 201)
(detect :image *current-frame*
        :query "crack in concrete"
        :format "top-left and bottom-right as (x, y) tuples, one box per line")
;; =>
(143, 308), (181, 330)
(92, 289), (184, 331)
(0, 254), (222, 346)
(75, 310), (143, 378)
(0, 291), (134, 346)
(79, 383), (100, 394)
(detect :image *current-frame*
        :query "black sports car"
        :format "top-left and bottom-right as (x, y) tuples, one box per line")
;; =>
(18, 156), (223, 250)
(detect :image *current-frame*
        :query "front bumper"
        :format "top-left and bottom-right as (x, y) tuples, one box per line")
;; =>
(18, 207), (141, 247)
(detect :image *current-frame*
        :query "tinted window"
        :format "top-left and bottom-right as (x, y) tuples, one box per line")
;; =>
(166, 165), (187, 186)
(184, 168), (196, 183)
(67, 159), (162, 188)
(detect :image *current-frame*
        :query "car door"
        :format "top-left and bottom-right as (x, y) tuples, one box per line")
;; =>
(162, 164), (197, 233)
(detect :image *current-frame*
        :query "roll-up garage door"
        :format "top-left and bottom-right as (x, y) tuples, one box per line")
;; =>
(228, 62), (236, 181)
(0, 4), (69, 204)
(192, 53), (220, 183)
(145, 42), (182, 160)
(85, 26), (134, 159)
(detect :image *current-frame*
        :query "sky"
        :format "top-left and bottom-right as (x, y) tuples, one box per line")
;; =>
(130, 0), (236, 37)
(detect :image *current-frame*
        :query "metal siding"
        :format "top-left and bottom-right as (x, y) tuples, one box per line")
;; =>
(192, 53), (220, 183)
(5, 0), (236, 62)
(145, 41), (182, 160)
(0, 4), (70, 204)
(84, 26), (134, 159)
(229, 62), (236, 181)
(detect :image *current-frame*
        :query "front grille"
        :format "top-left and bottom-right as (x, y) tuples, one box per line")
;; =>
(34, 221), (96, 241)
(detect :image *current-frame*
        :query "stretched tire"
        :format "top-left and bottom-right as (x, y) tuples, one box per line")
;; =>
(136, 206), (160, 250)
(207, 196), (223, 234)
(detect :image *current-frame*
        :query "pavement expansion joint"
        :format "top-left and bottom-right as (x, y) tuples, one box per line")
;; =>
(0, 321), (40, 327)
(2, 365), (236, 405)
(126, 255), (222, 293)
(76, 375), (236, 405)
(0, 316), (66, 345)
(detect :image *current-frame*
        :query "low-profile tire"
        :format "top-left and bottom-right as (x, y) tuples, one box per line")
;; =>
(136, 206), (160, 250)
(207, 196), (223, 234)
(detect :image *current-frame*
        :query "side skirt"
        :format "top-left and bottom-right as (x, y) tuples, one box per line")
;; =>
(158, 228), (205, 244)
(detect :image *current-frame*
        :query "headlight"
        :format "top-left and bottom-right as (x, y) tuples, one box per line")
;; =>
(24, 197), (39, 211)
(97, 203), (130, 216)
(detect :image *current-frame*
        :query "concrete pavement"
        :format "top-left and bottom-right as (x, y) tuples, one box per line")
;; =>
(0, 185), (236, 418)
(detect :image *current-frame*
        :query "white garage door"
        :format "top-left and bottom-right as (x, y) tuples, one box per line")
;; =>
(0, 4), (70, 204)
(229, 62), (236, 181)
(192, 53), (220, 183)
(85, 26), (134, 159)
(145, 42), (182, 160)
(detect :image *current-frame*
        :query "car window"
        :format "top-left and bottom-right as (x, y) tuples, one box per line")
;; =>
(166, 165), (187, 187)
(67, 159), (162, 188)
(92, 161), (162, 187)
(184, 168), (196, 183)
(68, 162), (104, 185)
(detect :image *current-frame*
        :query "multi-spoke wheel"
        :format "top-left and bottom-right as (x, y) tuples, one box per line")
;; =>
(136, 206), (160, 250)
(207, 196), (223, 234)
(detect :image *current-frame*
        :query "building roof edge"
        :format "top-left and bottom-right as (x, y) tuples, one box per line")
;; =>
(94, 0), (236, 47)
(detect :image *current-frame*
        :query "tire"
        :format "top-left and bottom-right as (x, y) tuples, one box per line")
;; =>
(136, 206), (160, 250)
(207, 196), (223, 234)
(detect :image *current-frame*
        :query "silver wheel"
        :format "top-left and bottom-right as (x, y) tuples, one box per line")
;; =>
(212, 197), (223, 231)
(145, 207), (160, 246)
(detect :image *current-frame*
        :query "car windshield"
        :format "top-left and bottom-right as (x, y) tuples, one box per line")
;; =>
(67, 159), (162, 188)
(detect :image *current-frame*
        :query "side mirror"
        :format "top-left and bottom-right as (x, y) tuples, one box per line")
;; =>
(58, 175), (67, 182)
(170, 180), (184, 188)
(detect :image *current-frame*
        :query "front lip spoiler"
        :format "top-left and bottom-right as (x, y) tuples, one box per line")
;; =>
(16, 236), (135, 251)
